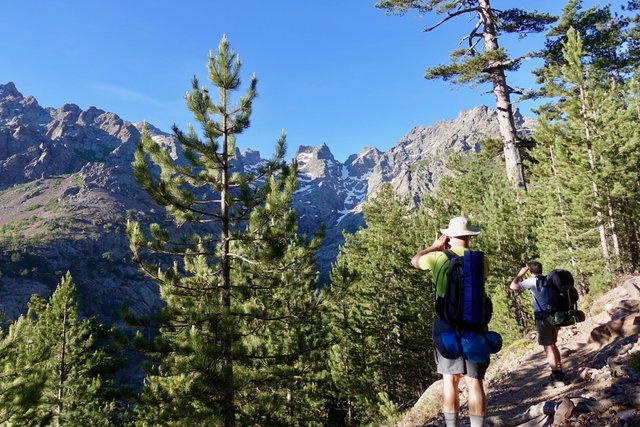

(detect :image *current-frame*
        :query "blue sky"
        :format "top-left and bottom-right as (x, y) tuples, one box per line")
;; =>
(1, 0), (605, 161)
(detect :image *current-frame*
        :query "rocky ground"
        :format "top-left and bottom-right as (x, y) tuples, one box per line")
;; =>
(397, 275), (640, 427)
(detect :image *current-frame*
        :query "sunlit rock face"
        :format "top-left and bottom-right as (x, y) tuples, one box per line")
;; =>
(0, 82), (533, 318)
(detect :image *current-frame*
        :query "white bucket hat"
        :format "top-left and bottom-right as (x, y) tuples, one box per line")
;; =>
(440, 216), (480, 237)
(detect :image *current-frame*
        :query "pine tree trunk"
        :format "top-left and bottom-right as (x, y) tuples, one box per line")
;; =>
(478, 0), (527, 191)
(631, 224), (640, 269)
(587, 147), (610, 262)
(635, 170), (640, 268)
(578, 85), (610, 265)
(549, 146), (578, 271)
(286, 389), (293, 421)
(605, 189), (621, 259)
(511, 287), (529, 334)
(221, 102), (235, 427)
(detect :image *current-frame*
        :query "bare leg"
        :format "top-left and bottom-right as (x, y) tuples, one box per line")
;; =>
(543, 344), (561, 371)
(465, 377), (486, 416)
(442, 374), (461, 413)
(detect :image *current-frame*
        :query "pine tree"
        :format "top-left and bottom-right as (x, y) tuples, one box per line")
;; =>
(613, 76), (640, 269)
(624, 1), (640, 68)
(0, 314), (44, 424)
(538, 2), (640, 272)
(128, 36), (326, 426)
(326, 185), (434, 425)
(531, 28), (640, 292)
(538, 0), (637, 83)
(375, 0), (556, 190)
(0, 273), (114, 426)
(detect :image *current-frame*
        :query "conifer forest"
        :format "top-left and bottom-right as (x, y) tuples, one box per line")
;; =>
(1, 1), (640, 425)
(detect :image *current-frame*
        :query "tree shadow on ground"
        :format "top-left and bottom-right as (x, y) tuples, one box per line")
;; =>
(485, 332), (639, 426)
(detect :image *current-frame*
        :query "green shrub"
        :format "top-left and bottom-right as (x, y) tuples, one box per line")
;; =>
(628, 352), (640, 373)
(44, 197), (62, 212)
(0, 217), (38, 237)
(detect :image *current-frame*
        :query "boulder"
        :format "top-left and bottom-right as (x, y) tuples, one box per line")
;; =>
(397, 380), (448, 427)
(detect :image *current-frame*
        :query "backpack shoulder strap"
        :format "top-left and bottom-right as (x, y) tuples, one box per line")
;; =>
(532, 275), (547, 314)
(434, 251), (453, 301)
(434, 250), (462, 301)
(443, 249), (457, 260)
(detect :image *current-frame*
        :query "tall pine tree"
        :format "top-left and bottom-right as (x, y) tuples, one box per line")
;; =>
(531, 28), (640, 292)
(375, 0), (556, 190)
(538, 0), (638, 83)
(327, 185), (434, 425)
(127, 36), (325, 426)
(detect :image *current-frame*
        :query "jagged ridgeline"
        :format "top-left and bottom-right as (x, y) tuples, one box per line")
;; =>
(0, 80), (532, 323)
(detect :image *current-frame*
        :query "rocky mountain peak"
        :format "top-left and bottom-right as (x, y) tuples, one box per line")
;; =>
(60, 103), (82, 114)
(316, 143), (335, 161)
(365, 104), (532, 205)
(295, 143), (336, 162)
(345, 146), (382, 177)
(78, 106), (108, 124)
(240, 148), (262, 166)
(458, 104), (491, 118)
(0, 82), (48, 126)
(0, 82), (22, 99)
(234, 147), (265, 175)
(295, 143), (339, 180)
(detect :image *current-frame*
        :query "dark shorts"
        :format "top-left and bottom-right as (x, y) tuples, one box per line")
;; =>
(535, 319), (559, 346)
(432, 319), (489, 379)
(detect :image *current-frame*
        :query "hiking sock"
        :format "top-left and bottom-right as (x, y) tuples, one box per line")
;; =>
(443, 411), (458, 427)
(469, 414), (486, 427)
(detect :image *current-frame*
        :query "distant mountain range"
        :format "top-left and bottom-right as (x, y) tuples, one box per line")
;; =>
(0, 81), (532, 324)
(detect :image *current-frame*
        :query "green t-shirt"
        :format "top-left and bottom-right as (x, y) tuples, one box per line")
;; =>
(417, 247), (488, 297)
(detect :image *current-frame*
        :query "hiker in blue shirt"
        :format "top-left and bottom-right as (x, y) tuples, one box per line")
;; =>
(510, 261), (566, 387)
(412, 216), (489, 427)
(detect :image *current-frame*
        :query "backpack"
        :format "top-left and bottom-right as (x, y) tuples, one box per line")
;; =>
(435, 250), (492, 330)
(534, 269), (585, 326)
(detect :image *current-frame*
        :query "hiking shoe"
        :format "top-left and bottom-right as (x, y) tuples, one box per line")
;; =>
(547, 370), (567, 387)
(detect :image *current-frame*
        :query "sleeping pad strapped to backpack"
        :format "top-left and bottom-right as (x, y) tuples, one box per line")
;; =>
(534, 269), (585, 326)
(434, 250), (501, 363)
(435, 250), (492, 329)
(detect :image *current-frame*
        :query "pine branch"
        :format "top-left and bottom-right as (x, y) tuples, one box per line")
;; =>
(166, 196), (225, 220)
(460, 18), (483, 50)
(192, 198), (224, 204)
(244, 342), (331, 361)
(507, 85), (524, 95)
(424, 7), (481, 32)
(227, 253), (300, 273)
(482, 53), (532, 73)
(466, 37), (483, 56)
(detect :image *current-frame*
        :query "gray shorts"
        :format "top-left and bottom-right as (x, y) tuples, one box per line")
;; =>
(535, 319), (559, 346)
(432, 319), (489, 379)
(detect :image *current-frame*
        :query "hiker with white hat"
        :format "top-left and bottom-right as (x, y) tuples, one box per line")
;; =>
(411, 216), (489, 427)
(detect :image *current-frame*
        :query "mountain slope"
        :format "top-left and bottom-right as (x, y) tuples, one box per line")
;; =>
(291, 106), (533, 278)
(0, 81), (531, 321)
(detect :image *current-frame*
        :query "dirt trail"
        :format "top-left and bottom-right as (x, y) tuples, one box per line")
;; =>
(398, 277), (640, 426)
(482, 277), (640, 426)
